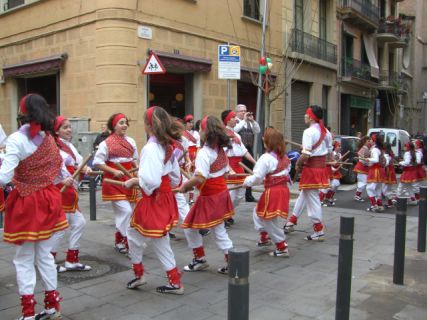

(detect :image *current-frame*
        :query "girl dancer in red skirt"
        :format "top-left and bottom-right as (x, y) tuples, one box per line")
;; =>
(397, 142), (419, 203)
(179, 115), (234, 274)
(353, 136), (371, 202)
(51, 116), (92, 272)
(382, 143), (397, 208)
(0, 94), (68, 320)
(124, 106), (183, 294)
(366, 134), (386, 212)
(93, 113), (139, 254)
(243, 127), (291, 257)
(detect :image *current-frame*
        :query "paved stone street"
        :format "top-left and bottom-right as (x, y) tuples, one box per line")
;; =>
(1, 183), (426, 320)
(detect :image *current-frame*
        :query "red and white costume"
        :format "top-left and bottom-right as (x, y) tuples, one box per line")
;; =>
(0, 124), (68, 318)
(244, 152), (291, 252)
(354, 144), (370, 199)
(51, 137), (90, 269)
(173, 138), (190, 224)
(290, 121), (332, 232)
(414, 142), (426, 200)
(225, 126), (248, 208)
(182, 129), (199, 165)
(320, 149), (341, 205)
(181, 145), (234, 261)
(93, 133), (138, 248)
(397, 150), (418, 201)
(127, 136), (182, 289)
(366, 145), (386, 208)
(382, 152), (397, 206)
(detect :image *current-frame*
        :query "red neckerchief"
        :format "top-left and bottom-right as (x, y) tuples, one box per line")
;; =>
(210, 148), (228, 173)
(56, 138), (76, 161)
(105, 134), (134, 158)
(226, 128), (241, 145)
(183, 130), (197, 144)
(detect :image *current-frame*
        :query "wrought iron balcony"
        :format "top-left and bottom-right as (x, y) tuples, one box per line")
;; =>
(377, 19), (409, 48)
(379, 71), (408, 93)
(342, 57), (375, 82)
(290, 29), (337, 64)
(337, 0), (380, 32)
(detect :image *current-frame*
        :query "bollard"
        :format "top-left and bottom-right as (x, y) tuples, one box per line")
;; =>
(418, 187), (427, 252)
(228, 248), (249, 320)
(89, 176), (97, 221)
(335, 216), (354, 320)
(393, 197), (407, 285)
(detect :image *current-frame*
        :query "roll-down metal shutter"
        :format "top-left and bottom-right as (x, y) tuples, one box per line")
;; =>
(291, 81), (310, 144)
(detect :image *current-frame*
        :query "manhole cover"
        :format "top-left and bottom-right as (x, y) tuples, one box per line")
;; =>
(57, 255), (129, 284)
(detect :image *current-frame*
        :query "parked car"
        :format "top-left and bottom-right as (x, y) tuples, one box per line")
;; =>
(334, 135), (360, 184)
(367, 128), (410, 159)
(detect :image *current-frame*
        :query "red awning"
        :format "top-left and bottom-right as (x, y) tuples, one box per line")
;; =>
(144, 50), (212, 73)
(3, 53), (68, 78)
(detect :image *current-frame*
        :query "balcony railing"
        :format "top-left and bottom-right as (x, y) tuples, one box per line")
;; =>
(378, 20), (410, 44)
(342, 58), (372, 81)
(379, 71), (409, 92)
(338, 0), (379, 23)
(290, 29), (337, 64)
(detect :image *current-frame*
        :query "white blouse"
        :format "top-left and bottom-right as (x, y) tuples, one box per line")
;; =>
(194, 145), (228, 179)
(302, 123), (332, 157)
(92, 135), (138, 165)
(225, 127), (248, 158)
(244, 152), (291, 187)
(138, 140), (180, 196)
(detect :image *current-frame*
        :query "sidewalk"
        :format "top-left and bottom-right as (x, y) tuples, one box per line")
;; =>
(1, 188), (426, 320)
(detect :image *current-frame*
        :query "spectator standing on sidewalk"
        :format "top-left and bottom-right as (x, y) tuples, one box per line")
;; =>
(93, 123), (109, 150)
(234, 104), (260, 202)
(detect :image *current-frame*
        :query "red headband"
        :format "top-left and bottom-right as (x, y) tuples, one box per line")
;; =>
(223, 111), (236, 125)
(54, 116), (66, 132)
(112, 113), (126, 128)
(404, 142), (411, 151)
(19, 94), (42, 138)
(305, 108), (319, 122)
(146, 107), (156, 126)
(201, 116), (209, 131)
(184, 114), (194, 123)
(415, 140), (422, 148)
(371, 134), (377, 142)
(19, 94), (32, 114)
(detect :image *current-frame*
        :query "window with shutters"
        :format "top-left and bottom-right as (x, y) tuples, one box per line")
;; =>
(243, 0), (265, 22)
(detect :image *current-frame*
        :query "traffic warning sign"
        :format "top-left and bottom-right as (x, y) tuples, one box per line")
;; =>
(142, 52), (166, 75)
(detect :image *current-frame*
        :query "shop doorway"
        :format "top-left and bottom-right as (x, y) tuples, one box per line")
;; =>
(17, 74), (59, 115)
(237, 81), (257, 114)
(149, 73), (190, 119)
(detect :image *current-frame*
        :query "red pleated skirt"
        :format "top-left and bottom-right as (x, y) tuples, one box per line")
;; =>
(130, 176), (179, 238)
(256, 183), (289, 220)
(0, 187), (4, 212)
(102, 161), (138, 202)
(226, 156), (245, 184)
(354, 161), (369, 175)
(182, 176), (234, 229)
(299, 156), (329, 190)
(400, 166), (418, 183)
(367, 164), (386, 183)
(383, 165), (397, 184)
(3, 185), (68, 244)
(417, 164), (426, 181)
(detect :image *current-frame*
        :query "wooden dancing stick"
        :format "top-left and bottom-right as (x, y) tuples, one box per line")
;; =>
(238, 162), (254, 174)
(103, 178), (139, 189)
(337, 150), (350, 161)
(116, 162), (133, 178)
(180, 167), (192, 180)
(284, 139), (303, 149)
(326, 161), (353, 166)
(129, 167), (139, 174)
(87, 171), (104, 175)
(177, 150), (188, 164)
(60, 152), (93, 193)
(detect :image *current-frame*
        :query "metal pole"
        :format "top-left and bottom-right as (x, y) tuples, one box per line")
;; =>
(335, 216), (354, 320)
(227, 79), (230, 110)
(227, 248), (249, 320)
(418, 187), (427, 252)
(393, 197), (407, 285)
(89, 176), (97, 221)
(253, 0), (268, 158)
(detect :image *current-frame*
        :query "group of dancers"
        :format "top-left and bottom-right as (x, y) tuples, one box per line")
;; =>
(0, 94), (353, 319)
(353, 134), (426, 212)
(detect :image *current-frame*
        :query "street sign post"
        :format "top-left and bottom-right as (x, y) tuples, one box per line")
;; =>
(218, 45), (241, 80)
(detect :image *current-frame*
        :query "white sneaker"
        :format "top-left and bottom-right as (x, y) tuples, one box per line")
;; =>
(354, 195), (365, 202)
(183, 259), (209, 272)
(127, 276), (147, 289)
(56, 264), (67, 273)
(376, 206), (385, 212)
(217, 265), (228, 275)
(115, 243), (128, 254)
(64, 261), (92, 271)
(366, 205), (379, 212)
(284, 222), (295, 234)
(305, 231), (325, 241)
(16, 316), (35, 320)
(156, 284), (184, 295)
(35, 308), (61, 320)
(408, 200), (419, 206)
(269, 248), (289, 257)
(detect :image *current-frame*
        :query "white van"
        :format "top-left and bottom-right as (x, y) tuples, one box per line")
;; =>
(367, 128), (411, 158)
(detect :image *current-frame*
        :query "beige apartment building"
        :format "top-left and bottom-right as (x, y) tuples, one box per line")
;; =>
(0, 0), (285, 148)
(400, 0), (427, 134)
(282, 0), (338, 143)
